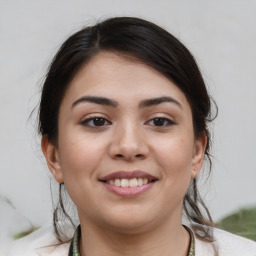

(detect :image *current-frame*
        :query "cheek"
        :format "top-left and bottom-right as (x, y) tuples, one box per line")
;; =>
(57, 131), (105, 183)
(154, 135), (194, 194)
(57, 135), (105, 210)
(156, 136), (194, 172)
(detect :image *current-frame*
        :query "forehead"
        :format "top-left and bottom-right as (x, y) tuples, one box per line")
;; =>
(62, 51), (190, 110)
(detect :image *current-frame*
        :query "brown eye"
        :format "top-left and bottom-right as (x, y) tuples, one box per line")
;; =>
(148, 118), (174, 127)
(81, 117), (111, 127)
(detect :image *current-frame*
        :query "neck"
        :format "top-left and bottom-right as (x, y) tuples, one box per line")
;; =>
(78, 215), (190, 256)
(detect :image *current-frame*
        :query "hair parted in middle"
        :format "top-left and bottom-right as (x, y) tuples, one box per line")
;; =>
(38, 16), (217, 243)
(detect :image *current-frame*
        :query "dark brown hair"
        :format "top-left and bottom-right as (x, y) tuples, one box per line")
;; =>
(38, 17), (217, 243)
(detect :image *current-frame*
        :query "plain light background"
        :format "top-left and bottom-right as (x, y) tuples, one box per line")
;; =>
(0, 0), (256, 227)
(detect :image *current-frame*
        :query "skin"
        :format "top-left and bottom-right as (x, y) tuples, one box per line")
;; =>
(42, 51), (206, 256)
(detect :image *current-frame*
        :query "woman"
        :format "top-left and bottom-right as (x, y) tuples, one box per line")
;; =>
(9, 17), (256, 256)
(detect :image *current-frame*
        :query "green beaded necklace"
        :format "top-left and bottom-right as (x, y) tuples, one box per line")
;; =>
(69, 225), (195, 256)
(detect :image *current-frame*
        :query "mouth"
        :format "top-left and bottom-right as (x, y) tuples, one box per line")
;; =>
(99, 171), (158, 193)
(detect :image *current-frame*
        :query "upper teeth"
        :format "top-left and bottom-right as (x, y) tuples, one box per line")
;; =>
(107, 178), (149, 187)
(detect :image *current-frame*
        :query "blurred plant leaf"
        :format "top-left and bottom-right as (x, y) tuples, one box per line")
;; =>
(13, 227), (39, 240)
(216, 207), (256, 241)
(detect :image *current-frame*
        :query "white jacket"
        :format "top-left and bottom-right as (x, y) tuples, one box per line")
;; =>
(8, 224), (256, 256)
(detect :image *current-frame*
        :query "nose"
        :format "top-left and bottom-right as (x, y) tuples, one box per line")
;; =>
(108, 122), (149, 161)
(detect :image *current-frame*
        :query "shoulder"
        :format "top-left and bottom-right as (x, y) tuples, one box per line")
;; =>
(8, 224), (71, 256)
(190, 224), (256, 256)
(213, 227), (256, 255)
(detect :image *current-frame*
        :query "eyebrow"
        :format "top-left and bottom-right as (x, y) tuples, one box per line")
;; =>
(139, 96), (183, 110)
(71, 95), (182, 110)
(72, 96), (118, 108)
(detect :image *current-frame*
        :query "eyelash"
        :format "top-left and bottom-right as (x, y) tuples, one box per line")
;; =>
(80, 116), (174, 128)
(81, 117), (111, 127)
(147, 117), (175, 127)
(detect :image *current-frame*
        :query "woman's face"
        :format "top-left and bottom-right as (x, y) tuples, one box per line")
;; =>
(43, 51), (206, 233)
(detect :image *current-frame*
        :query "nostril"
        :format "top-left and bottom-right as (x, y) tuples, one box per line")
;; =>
(114, 153), (144, 159)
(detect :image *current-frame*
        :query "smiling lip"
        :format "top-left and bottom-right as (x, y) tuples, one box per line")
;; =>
(99, 170), (158, 197)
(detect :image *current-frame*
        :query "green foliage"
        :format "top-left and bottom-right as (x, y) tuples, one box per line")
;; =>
(216, 207), (256, 241)
(13, 227), (39, 240)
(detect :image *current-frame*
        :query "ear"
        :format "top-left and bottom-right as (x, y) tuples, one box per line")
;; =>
(191, 133), (207, 178)
(41, 135), (64, 183)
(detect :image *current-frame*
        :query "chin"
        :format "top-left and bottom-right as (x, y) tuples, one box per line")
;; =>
(107, 218), (155, 235)
(98, 206), (160, 234)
